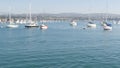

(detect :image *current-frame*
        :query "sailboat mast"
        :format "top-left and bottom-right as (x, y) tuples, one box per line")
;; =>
(88, 0), (92, 22)
(29, 1), (32, 23)
(9, 7), (11, 24)
(9, 0), (12, 24)
(105, 0), (108, 22)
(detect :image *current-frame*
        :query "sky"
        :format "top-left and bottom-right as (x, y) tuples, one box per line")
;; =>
(0, 0), (120, 14)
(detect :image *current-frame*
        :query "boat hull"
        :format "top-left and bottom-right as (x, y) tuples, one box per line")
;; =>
(87, 24), (96, 28)
(103, 26), (112, 30)
(70, 21), (77, 26)
(40, 25), (48, 30)
(6, 24), (19, 28)
(25, 25), (39, 28)
(25, 23), (39, 28)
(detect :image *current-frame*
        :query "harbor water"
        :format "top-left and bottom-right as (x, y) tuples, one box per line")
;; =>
(0, 21), (120, 68)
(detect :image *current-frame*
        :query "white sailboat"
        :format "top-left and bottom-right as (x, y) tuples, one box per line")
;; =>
(87, 15), (96, 28)
(6, 24), (19, 28)
(70, 21), (77, 26)
(40, 11), (48, 30)
(25, 21), (39, 28)
(87, 21), (96, 28)
(86, 0), (96, 28)
(103, 23), (112, 30)
(103, 0), (112, 30)
(6, 7), (19, 28)
(25, 2), (38, 28)
(40, 24), (48, 30)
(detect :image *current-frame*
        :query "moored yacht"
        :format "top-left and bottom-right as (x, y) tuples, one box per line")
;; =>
(103, 22), (112, 30)
(87, 22), (96, 28)
(25, 2), (38, 28)
(6, 24), (19, 28)
(25, 22), (39, 28)
(40, 24), (48, 30)
(6, 20), (19, 28)
(6, 6), (19, 28)
(70, 21), (77, 26)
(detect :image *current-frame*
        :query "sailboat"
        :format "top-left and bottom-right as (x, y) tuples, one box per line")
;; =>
(6, 21), (19, 28)
(25, 21), (39, 28)
(6, 7), (19, 28)
(70, 21), (77, 26)
(25, 2), (39, 28)
(87, 17), (96, 28)
(103, 22), (112, 30)
(87, 21), (96, 28)
(40, 11), (48, 30)
(103, 0), (112, 30)
(86, 1), (96, 28)
(40, 24), (48, 30)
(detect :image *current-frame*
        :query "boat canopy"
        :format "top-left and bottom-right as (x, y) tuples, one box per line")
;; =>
(88, 22), (94, 24)
(106, 23), (112, 26)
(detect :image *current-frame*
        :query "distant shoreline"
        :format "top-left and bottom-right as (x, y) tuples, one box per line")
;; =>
(0, 13), (120, 21)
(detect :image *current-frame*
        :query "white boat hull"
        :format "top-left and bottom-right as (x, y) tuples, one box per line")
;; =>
(25, 23), (39, 28)
(87, 24), (96, 28)
(103, 26), (112, 30)
(70, 21), (77, 26)
(6, 24), (19, 28)
(40, 24), (48, 30)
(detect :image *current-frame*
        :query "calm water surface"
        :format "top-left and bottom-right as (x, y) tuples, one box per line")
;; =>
(0, 21), (120, 68)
